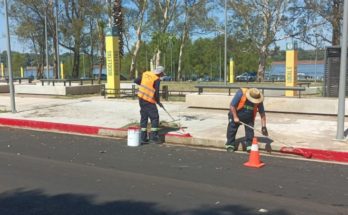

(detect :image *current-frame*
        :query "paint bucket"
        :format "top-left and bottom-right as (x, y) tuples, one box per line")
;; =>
(127, 126), (140, 147)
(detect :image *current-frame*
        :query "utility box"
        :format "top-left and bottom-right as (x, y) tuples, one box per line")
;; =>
(324, 47), (348, 97)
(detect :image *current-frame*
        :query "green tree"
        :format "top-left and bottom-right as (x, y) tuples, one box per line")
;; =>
(9, 0), (53, 79)
(175, 0), (215, 81)
(59, 0), (104, 78)
(226, 0), (294, 81)
(96, 20), (106, 84)
(11, 52), (26, 77)
(125, 0), (148, 79)
(290, 0), (344, 47)
(148, 0), (178, 67)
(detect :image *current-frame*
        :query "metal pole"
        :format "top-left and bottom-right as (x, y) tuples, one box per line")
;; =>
(45, 13), (49, 79)
(170, 40), (173, 79)
(83, 53), (86, 77)
(336, 0), (348, 140)
(145, 44), (148, 70)
(224, 0), (227, 85)
(55, 0), (60, 78)
(4, 0), (16, 113)
(219, 37), (222, 82)
(314, 47), (317, 82)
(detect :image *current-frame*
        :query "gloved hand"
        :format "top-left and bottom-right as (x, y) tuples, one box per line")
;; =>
(158, 102), (164, 108)
(261, 126), (268, 136)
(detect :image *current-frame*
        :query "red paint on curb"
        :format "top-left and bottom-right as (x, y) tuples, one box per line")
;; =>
(280, 147), (313, 159)
(298, 148), (348, 163)
(165, 133), (192, 138)
(0, 118), (105, 135)
(1, 118), (347, 163)
(280, 146), (348, 163)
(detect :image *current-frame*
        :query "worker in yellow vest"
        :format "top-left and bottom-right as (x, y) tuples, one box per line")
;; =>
(134, 66), (165, 144)
(226, 88), (268, 152)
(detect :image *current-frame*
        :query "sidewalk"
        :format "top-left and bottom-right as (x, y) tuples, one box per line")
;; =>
(0, 94), (347, 163)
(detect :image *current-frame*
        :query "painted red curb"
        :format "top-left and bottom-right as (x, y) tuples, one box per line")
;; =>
(298, 148), (348, 163)
(280, 146), (348, 163)
(0, 118), (346, 163)
(0, 117), (112, 135)
(165, 133), (192, 138)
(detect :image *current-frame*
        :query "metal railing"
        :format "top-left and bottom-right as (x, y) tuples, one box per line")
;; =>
(5, 77), (33, 84)
(195, 84), (306, 98)
(102, 85), (196, 100)
(40, 78), (95, 86)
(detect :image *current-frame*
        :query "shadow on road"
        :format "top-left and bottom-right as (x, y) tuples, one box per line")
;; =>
(0, 188), (291, 215)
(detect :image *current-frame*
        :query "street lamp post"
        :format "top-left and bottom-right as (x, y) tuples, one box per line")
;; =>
(55, 0), (60, 78)
(219, 38), (222, 82)
(4, 0), (17, 113)
(170, 40), (173, 79)
(224, 0), (227, 85)
(44, 12), (49, 78)
(336, 0), (348, 140)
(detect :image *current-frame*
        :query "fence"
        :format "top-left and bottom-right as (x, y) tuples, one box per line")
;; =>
(102, 85), (196, 100)
(40, 78), (96, 86)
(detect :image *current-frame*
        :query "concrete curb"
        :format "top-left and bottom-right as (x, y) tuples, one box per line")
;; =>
(0, 117), (347, 163)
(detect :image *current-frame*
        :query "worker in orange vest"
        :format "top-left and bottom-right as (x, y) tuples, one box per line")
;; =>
(226, 88), (268, 152)
(134, 66), (165, 144)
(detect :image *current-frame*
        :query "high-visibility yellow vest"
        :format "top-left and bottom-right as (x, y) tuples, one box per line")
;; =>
(236, 88), (258, 119)
(138, 71), (159, 104)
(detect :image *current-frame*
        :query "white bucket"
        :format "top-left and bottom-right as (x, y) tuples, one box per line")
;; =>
(127, 126), (140, 147)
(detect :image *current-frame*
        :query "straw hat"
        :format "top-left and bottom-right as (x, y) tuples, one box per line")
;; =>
(246, 88), (264, 104)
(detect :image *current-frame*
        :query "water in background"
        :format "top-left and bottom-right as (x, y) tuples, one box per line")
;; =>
(21, 64), (325, 81)
(23, 67), (107, 79)
(266, 63), (324, 81)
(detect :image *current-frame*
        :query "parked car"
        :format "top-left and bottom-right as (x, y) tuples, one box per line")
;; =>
(94, 74), (107, 80)
(93, 73), (127, 80)
(162, 76), (172, 81)
(236, 72), (257, 82)
(198, 75), (212, 82)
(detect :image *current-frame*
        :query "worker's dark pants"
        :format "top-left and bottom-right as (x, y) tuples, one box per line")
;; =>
(139, 99), (159, 132)
(226, 111), (254, 148)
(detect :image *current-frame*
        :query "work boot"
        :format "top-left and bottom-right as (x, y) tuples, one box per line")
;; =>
(246, 145), (252, 153)
(149, 132), (161, 144)
(140, 131), (149, 144)
(225, 144), (236, 152)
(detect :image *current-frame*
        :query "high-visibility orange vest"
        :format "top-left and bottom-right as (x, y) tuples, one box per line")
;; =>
(236, 88), (258, 119)
(137, 71), (159, 104)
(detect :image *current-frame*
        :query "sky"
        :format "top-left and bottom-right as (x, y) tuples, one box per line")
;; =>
(0, 8), (24, 53)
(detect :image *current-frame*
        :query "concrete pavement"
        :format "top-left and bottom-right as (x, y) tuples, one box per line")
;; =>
(0, 94), (347, 163)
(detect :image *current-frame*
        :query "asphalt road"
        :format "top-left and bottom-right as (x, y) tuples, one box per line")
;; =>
(0, 127), (347, 215)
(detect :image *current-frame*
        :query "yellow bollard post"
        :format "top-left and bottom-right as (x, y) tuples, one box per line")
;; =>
(60, 62), (64, 79)
(285, 42), (298, 97)
(1, 63), (4, 78)
(20, 67), (24, 78)
(229, 57), (234, 84)
(105, 27), (120, 98)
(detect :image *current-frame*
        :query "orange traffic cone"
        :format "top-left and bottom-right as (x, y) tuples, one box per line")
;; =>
(244, 137), (265, 168)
